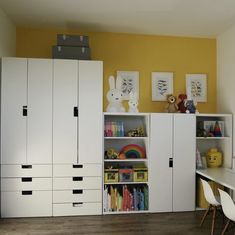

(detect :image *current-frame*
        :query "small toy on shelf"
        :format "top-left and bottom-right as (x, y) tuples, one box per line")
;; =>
(120, 144), (146, 159)
(127, 126), (145, 137)
(128, 91), (139, 113)
(106, 75), (125, 113)
(185, 100), (199, 114)
(105, 148), (119, 159)
(177, 94), (187, 113)
(196, 121), (208, 137)
(206, 148), (222, 168)
(165, 94), (178, 113)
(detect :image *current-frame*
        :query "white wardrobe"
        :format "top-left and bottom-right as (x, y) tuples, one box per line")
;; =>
(149, 113), (196, 212)
(1, 57), (103, 217)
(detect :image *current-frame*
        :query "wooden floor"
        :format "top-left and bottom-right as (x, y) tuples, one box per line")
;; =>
(0, 211), (233, 235)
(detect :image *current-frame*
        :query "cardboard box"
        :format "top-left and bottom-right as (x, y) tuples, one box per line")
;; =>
(57, 34), (89, 47)
(52, 46), (91, 60)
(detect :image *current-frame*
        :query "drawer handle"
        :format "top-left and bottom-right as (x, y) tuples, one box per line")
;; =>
(73, 190), (83, 194)
(22, 191), (32, 195)
(73, 107), (78, 117)
(21, 165), (32, 169)
(21, 177), (32, 182)
(73, 164), (83, 168)
(73, 202), (83, 207)
(73, 177), (83, 181)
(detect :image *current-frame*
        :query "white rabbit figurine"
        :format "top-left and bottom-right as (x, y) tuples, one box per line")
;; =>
(128, 91), (139, 113)
(106, 75), (125, 112)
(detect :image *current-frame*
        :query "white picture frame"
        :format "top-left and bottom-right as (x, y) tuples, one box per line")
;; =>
(186, 74), (207, 102)
(151, 72), (173, 101)
(116, 71), (139, 100)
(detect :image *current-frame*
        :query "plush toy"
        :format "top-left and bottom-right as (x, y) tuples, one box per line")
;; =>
(106, 75), (125, 113)
(177, 94), (187, 113)
(128, 91), (139, 113)
(184, 99), (199, 114)
(165, 94), (178, 113)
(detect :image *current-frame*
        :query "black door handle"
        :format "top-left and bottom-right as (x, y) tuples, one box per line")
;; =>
(23, 106), (27, 116)
(169, 158), (173, 168)
(73, 107), (78, 117)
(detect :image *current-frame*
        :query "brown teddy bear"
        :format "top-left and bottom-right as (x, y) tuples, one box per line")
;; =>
(165, 94), (178, 113)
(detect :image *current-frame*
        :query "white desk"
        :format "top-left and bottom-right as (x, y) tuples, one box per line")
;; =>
(196, 168), (235, 191)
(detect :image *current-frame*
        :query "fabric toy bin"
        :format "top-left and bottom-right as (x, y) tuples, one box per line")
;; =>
(104, 169), (118, 183)
(119, 169), (133, 182)
(133, 168), (148, 182)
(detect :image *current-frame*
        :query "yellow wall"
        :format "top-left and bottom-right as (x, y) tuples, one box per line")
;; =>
(16, 27), (216, 113)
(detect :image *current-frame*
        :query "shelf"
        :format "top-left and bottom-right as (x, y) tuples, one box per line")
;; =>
(104, 112), (149, 116)
(104, 137), (148, 140)
(104, 159), (148, 162)
(104, 182), (148, 185)
(103, 210), (149, 215)
(196, 137), (230, 140)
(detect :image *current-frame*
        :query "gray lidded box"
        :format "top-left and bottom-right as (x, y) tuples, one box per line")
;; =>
(52, 46), (91, 60)
(57, 34), (89, 47)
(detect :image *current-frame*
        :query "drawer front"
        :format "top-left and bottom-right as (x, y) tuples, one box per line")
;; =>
(1, 191), (52, 218)
(53, 164), (101, 177)
(1, 178), (52, 191)
(53, 189), (102, 203)
(53, 177), (102, 190)
(1, 165), (52, 177)
(53, 202), (101, 216)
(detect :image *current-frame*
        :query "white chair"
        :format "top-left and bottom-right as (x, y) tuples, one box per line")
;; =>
(200, 178), (221, 235)
(218, 189), (235, 235)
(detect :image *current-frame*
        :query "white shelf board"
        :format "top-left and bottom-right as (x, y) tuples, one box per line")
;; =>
(104, 112), (149, 116)
(103, 210), (149, 215)
(196, 113), (232, 118)
(196, 137), (230, 140)
(104, 159), (148, 162)
(104, 137), (148, 140)
(104, 182), (148, 185)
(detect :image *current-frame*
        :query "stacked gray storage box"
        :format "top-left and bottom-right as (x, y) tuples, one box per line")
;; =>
(52, 34), (91, 60)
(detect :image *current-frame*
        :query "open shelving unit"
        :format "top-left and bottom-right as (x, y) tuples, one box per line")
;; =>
(103, 112), (149, 214)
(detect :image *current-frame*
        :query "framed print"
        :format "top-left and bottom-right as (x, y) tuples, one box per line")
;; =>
(116, 71), (139, 100)
(151, 72), (173, 101)
(186, 74), (207, 102)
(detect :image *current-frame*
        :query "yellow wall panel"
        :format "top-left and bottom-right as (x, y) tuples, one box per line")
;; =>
(16, 27), (216, 113)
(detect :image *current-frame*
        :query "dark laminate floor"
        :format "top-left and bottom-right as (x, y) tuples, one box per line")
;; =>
(0, 211), (233, 235)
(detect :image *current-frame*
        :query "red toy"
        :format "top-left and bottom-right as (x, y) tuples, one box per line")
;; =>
(177, 94), (187, 113)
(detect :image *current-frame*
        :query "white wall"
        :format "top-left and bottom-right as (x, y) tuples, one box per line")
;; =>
(217, 25), (235, 158)
(0, 7), (15, 57)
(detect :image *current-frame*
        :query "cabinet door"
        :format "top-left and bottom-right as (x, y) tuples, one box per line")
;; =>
(78, 61), (103, 164)
(1, 58), (27, 164)
(27, 59), (53, 164)
(53, 59), (78, 164)
(173, 114), (195, 212)
(149, 113), (173, 212)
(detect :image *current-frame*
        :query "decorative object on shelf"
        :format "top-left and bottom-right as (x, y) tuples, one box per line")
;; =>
(196, 149), (203, 169)
(104, 121), (124, 137)
(128, 91), (139, 113)
(186, 74), (207, 102)
(203, 121), (224, 137)
(206, 148), (222, 168)
(213, 121), (222, 137)
(185, 100), (198, 113)
(127, 126), (145, 137)
(106, 75), (125, 113)
(119, 169), (134, 182)
(134, 168), (148, 182)
(104, 168), (119, 183)
(165, 94), (178, 113)
(151, 72), (173, 101)
(116, 71), (139, 100)
(105, 148), (119, 159)
(120, 144), (146, 159)
(177, 94), (187, 113)
(197, 121), (208, 137)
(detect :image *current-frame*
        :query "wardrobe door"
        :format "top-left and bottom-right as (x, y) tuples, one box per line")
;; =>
(53, 59), (78, 164)
(149, 113), (173, 212)
(173, 114), (196, 212)
(27, 59), (53, 164)
(1, 58), (27, 164)
(78, 61), (103, 164)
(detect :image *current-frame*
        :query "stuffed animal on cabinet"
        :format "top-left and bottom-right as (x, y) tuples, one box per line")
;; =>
(106, 75), (125, 112)
(165, 94), (178, 113)
(177, 94), (187, 113)
(128, 91), (139, 113)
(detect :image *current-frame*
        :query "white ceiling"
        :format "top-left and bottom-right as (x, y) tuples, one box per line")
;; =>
(1, 0), (235, 38)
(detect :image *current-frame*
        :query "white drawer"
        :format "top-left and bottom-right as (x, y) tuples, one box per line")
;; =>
(1, 178), (52, 191)
(1, 164), (52, 177)
(53, 164), (101, 177)
(53, 177), (102, 190)
(53, 189), (102, 203)
(1, 191), (52, 218)
(53, 202), (101, 216)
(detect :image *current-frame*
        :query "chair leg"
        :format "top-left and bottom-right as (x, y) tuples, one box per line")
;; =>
(211, 206), (216, 235)
(221, 219), (230, 235)
(200, 205), (211, 227)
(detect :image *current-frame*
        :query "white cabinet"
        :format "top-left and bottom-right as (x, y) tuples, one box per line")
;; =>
(52, 59), (103, 216)
(149, 113), (196, 212)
